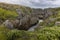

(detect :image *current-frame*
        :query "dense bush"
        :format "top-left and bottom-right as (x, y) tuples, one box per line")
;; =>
(5, 26), (60, 40)
(0, 32), (7, 40)
(0, 25), (10, 31)
(35, 27), (60, 40)
(0, 8), (18, 21)
(7, 30), (38, 40)
(0, 25), (10, 40)
(56, 11), (60, 21)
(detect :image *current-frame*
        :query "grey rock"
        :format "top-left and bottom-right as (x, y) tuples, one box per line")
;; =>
(28, 20), (43, 31)
(16, 9), (26, 20)
(15, 15), (39, 30)
(55, 21), (60, 26)
(3, 20), (14, 29)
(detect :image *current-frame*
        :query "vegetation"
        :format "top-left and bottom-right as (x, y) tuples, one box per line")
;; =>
(0, 26), (60, 40)
(0, 8), (18, 22)
(0, 3), (60, 40)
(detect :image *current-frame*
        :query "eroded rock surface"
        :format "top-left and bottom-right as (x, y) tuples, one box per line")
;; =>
(3, 8), (58, 31)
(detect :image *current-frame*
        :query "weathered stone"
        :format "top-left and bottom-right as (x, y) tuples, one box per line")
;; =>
(16, 9), (26, 20)
(16, 15), (39, 30)
(3, 20), (14, 29)
(28, 20), (43, 31)
(55, 21), (60, 26)
(3, 15), (39, 30)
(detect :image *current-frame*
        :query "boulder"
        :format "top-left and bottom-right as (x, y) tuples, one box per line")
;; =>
(16, 15), (39, 30)
(3, 20), (14, 29)
(55, 21), (60, 26)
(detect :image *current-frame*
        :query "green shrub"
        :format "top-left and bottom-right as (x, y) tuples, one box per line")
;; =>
(0, 32), (7, 40)
(0, 25), (10, 31)
(35, 26), (60, 40)
(0, 25), (10, 40)
(6, 26), (60, 40)
(0, 8), (18, 21)
(7, 30), (38, 40)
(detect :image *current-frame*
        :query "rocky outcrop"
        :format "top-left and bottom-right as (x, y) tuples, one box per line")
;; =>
(28, 20), (43, 31)
(3, 8), (58, 30)
(17, 15), (39, 30)
(3, 15), (39, 30)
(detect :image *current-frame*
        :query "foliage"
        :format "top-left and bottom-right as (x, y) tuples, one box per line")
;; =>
(0, 8), (18, 21)
(0, 25), (10, 32)
(0, 3), (60, 40)
(7, 30), (38, 40)
(56, 11), (60, 21)
(0, 25), (10, 40)
(36, 26), (60, 40)
(0, 32), (7, 40)
(6, 26), (60, 40)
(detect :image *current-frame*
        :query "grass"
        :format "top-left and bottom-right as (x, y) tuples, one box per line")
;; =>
(0, 3), (60, 40)
(0, 8), (18, 21)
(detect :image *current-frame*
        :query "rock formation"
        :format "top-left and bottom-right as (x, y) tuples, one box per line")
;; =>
(3, 15), (39, 30)
(3, 8), (58, 31)
(0, 3), (58, 31)
(3, 20), (14, 29)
